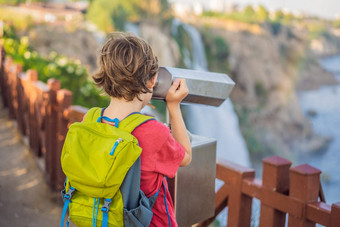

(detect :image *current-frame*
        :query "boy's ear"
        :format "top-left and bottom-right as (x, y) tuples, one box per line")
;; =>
(148, 73), (158, 88)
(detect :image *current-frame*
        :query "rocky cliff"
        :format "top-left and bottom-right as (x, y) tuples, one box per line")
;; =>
(139, 23), (181, 67)
(183, 18), (337, 158)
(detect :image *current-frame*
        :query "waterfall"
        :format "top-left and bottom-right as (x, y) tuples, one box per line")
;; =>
(173, 19), (251, 167)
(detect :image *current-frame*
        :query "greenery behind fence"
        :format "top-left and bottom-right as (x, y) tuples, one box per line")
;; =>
(1, 24), (109, 108)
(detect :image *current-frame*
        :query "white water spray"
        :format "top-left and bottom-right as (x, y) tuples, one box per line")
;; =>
(173, 19), (251, 167)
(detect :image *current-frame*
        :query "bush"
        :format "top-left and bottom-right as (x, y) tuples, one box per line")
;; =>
(255, 81), (267, 105)
(0, 8), (34, 32)
(200, 29), (230, 73)
(269, 21), (282, 36)
(2, 24), (109, 108)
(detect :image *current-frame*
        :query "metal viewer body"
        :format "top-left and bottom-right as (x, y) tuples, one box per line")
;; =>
(152, 67), (235, 106)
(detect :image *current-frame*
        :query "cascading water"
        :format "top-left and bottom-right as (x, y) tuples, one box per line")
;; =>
(172, 19), (251, 167)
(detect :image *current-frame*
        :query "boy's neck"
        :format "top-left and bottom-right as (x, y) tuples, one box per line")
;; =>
(104, 97), (144, 121)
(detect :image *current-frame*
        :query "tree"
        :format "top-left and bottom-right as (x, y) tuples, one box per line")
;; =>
(244, 5), (255, 17)
(87, 0), (171, 32)
(257, 5), (269, 22)
(111, 4), (128, 31)
(334, 19), (340, 28)
(86, 0), (116, 32)
(274, 10), (285, 22)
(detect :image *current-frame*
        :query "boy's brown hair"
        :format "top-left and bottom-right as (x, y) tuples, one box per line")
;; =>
(92, 32), (158, 101)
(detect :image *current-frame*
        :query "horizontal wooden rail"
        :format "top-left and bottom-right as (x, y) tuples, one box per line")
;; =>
(242, 178), (304, 218)
(198, 156), (340, 227)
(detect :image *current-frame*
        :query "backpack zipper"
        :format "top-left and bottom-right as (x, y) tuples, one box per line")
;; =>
(110, 138), (123, 156)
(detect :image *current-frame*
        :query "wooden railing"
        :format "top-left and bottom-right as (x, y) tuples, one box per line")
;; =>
(1, 46), (340, 226)
(0, 47), (87, 191)
(197, 157), (340, 227)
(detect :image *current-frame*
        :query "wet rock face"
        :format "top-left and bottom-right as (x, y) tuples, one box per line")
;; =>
(25, 25), (101, 73)
(204, 23), (333, 156)
(310, 37), (340, 57)
(140, 23), (181, 67)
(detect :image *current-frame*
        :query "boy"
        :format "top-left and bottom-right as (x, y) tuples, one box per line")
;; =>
(92, 32), (192, 226)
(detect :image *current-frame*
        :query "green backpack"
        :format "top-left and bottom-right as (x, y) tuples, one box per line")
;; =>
(60, 107), (158, 227)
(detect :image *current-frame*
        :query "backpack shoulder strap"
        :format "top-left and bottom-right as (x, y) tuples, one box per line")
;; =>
(119, 113), (154, 133)
(84, 107), (154, 133)
(83, 107), (102, 123)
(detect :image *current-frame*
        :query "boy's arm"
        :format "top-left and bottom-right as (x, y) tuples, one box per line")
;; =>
(166, 79), (192, 167)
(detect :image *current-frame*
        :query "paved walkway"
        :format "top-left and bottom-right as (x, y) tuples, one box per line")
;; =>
(0, 103), (62, 226)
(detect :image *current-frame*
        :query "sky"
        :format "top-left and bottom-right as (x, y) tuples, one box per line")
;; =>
(170, 0), (340, 19)
(236, 0), (340, 19)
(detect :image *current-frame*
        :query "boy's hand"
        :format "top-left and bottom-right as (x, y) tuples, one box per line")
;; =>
(165, 79), (189, 106)
(165, 79), (192, 167)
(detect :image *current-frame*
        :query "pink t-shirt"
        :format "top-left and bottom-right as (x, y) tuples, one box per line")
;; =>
(132, 120), (185, 227)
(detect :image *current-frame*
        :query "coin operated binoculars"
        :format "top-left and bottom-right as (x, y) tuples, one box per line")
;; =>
(152, 67), (235, 226)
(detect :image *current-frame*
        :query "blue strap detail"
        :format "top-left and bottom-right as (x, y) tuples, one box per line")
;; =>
(66, 219), (69, 227)
(92, 198), (96, 226)
(92, 198), (100, 227)
(61, 199), (71, 227)
(95, 198), (100, 227)
(155, 185), (161, 197)
(60, 187), (76, 227)
(162, 181), (171, 227)
(97, 116), (119, 128)
(101, 198), (112, 227)
(110, 138), (123, 156)
(102, 212), (108, 227)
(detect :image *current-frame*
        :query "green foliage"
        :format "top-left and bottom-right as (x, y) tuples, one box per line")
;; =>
(273, 10), (285, 22)
(257, 5), (269, 22)
(255, 81), (267, 105)
(86, 0), (116, 32)
(0, 8), (34, 31)
(202, 5), (270, 24)
(172, 24), (193, 68)
(200, 29), (230, 73)
(201, 5), (301, 27)
(243, 5), (256, 20)
(86, 0), (172, 32)
(111, 4), (129, 31)
(235, 105), (281, 160)
(333, 19), (340, 28)
(0, 0), (45, 5)
(272, 10), (297, 25)
(2, 24), (109, 108)
(269, 21), (282, 35)
(214, 36), (230, 59)
(307, 23), (331, 40)
(237, 106), (266, 159)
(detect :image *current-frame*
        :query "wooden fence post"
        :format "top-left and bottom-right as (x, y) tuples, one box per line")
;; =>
(225, 160), (255, 227)
(35, 82), (49, 159)
(3, 57), (13, 108)
(7, 61), (21, 119)
(26, 70), (40, 155)
(288, 164), (321, 227)
(15, 70), (26, 135)
(259, 156), (292, 227)
(330, 202), (340, 227)
(0, 46), (6, 107)
(12, 64), (22, 120)
(45, 79), (61, 189)
(55, 89), (72, 191)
